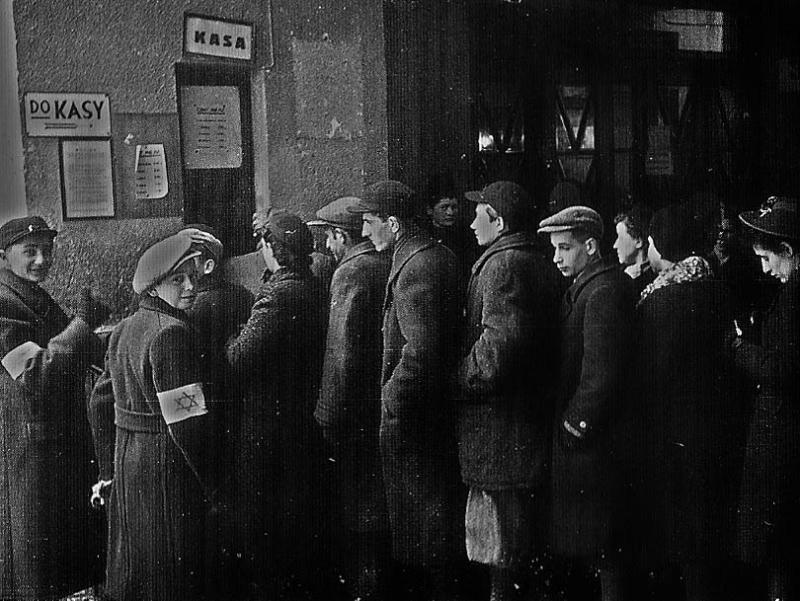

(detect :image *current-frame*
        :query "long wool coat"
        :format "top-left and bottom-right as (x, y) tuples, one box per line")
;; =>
(635, 272), (747, 566)
(89, 296), (215, 601)
(315, 241), (391, 532)
(379, 230), (464, 567)
(0, 269), (104, 600)
(733, 272), (800, 565)
(456, 231), (563, 490)
(550, 257), (635, 559)
(225, 266), (326, 594)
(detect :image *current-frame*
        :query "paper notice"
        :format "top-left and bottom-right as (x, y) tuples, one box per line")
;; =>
(180, 86), (242, 169)
(134, 144), (168, 199)
(61, 139), (115, 218)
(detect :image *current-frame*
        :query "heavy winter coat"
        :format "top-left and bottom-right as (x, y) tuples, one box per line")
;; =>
(225, 266), (327, 593)
(456, 231), (563, 490)
(315, 241), (391, 532)
(550, 257), (636, 559)
(0, 269), (104, 600)
(89, 296), (216, 601)
(380, 230), (464, 566)
(634, 268), (748, 566)
(733, 272), (800, 565)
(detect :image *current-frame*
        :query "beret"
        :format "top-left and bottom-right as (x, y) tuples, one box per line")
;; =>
(649, 203), (708, 263)
(133, 234), (201, 294)
(0, 216), (57, 250)
(306, 196), (363, 230)
(739, 196), (799, 242)
(538, 205), (604, 240)
(348, 180), (418, 218)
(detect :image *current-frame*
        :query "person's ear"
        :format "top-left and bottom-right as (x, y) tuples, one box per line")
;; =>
(585, 237), (599, 256)
(779, 241), (795, 258)
(334, 228), (347, 244)
(494, 215), (506, 234)
(388, 216), (400, 234)
(0, 249), (6, 262)
(203, 258), (216, 275)
(147, 288), (158, 298)
(634, 237), (644, 250)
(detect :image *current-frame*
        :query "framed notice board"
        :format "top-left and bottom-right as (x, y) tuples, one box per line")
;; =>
(112, 113), (183, 218)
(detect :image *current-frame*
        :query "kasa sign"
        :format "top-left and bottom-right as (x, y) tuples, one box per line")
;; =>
(24, 93), (110, 137)
(184, 15), (253, 61)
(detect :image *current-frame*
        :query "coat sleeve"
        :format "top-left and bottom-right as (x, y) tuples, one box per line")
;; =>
(225, 282), (295, 376)
(149, 324), (215, 496)
(382, 253), (452, 419)
(1, 312), (99, 405)
(563, 282), (631, 437)
(458, 256), (530, 398)
(88, 362), (116, 480)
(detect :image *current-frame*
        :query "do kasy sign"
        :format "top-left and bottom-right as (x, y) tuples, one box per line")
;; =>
(24, 93), (110, 137)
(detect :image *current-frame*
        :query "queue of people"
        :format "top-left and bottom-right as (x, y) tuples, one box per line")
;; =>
(0, 183), (797, 601)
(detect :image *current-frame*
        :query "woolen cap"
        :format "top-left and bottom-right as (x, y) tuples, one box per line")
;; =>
(465, 181), (532, 225)
(538, 205), (604, 240)
(649, 203), (708, 262)
(133, 234), (201, 294)
(739, 196), (800, 242)
(347, 180), (418, 218)
(263, 210), (314, 257)
(306, 196), (363, 230)
(0, 216), (57, 250)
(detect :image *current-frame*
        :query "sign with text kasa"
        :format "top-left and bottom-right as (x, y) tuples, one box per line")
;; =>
(185, 15), (253, 61)
(24, 93), (110, 137)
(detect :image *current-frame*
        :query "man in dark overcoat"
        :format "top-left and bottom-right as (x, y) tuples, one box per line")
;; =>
(350, 180), (464, 601)
(312, 196), (392, 601)
(0, 216), (107, 600)
(538, 206), (636, 601)
(457, 182), (563, 601)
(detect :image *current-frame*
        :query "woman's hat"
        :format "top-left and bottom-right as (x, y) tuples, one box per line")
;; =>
(739, 196), (799, 242)
(133, 234), (201, 294)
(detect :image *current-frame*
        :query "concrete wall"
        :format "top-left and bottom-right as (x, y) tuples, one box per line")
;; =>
(13, 0), (387, 320)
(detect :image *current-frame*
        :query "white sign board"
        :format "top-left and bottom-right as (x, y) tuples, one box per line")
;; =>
(61, 139), (115, 218)
(180, 86), (242, 169)
(134, 144), (169, 200)
(24, 93), (110, 137)
(184, 15), (253, 61)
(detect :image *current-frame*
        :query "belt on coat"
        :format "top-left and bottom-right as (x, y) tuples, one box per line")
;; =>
(114, 404), (167, 433)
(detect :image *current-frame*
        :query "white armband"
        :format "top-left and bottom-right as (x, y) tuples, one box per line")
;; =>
(2, 341), (44, 380)
(156, 382), (208, 425)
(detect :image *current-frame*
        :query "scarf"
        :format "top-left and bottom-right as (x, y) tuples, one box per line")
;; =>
(638, 255), (711, 305)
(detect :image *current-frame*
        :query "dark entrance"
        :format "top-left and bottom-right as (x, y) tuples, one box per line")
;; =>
(176, 62), (255, 256)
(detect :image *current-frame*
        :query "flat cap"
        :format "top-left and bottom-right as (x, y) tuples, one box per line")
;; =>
(739, 196), (799, 242)
(264, 210), (314, 257)
(133, 234), (201, 294)
(347, 180), (418, 218)
(538, 205), (604, 240)
(465, 180), (532, 224)
(306, 196), (363, 230)
(0, 216), (57, 250)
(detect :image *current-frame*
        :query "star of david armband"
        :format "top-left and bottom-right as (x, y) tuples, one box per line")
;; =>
(2, 341), (44, 380)
(156, 383), (209, 425)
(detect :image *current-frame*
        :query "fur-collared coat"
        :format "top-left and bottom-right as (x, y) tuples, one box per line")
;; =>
(0, 269), (104, 600)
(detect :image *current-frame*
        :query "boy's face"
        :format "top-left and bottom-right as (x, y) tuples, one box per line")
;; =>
(550, 230), (591, 278)
(0, 233), (54, 283)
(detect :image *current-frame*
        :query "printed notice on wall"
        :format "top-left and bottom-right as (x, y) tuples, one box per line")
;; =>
(134, 144), (168, 199)
(60, 139), (115, 219)
(180, 86), (242, 169)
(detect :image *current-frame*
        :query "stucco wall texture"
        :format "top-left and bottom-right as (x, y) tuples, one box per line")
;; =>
(13, 0), (388, 320)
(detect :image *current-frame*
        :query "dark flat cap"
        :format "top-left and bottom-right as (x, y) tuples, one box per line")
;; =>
(264, 210), (314, 257)
(307, 196), (363, 230)
(538, 205), (604, 240)
(347, 180), (417, 218)
(739, 196), (799, 242)
(133, 234), (201, 294)
(0, 216), (57, 250)
(465, 181), (531, 223)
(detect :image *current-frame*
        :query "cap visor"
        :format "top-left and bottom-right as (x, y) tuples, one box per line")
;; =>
(346, 201), (373, 214)
(464, 190), (483, 203)
(305, 219), (331, 227)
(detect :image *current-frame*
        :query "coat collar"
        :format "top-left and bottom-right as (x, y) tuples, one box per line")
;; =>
(387, 230), (437, 286)
(339, 240), (378, 269)
(471, 231), (539, 276)
(0, 268), (62, 320)
(566, 255), (617, 304)
(138, 295), (192, 324)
